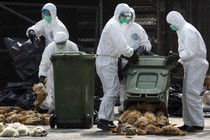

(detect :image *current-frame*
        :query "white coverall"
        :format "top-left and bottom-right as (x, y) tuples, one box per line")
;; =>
(118, 7), (152, 113)
(39, 32), (79, 113)
(166, 11), (209, 127)
(26, 3), (69, 46)
(96, 3), (134, 122)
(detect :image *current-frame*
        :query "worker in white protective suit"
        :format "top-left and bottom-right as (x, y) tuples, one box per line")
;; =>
(166, 11), (209, 132)
(38, 31), (79, 113)
(118, 7), (152, 113)
(125, 8), (151, 51)
(96, 3), (138, 130)
(26, 3), (69, 46)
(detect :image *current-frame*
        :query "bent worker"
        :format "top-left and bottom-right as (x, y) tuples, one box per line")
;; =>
(166, 11), (209, 132)
(38, 31), (79, 113)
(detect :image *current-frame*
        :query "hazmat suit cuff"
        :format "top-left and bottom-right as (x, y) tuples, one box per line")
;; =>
(131, 48), (135, 55)
(178, 59), (183, 64)
(26, 27), (34, 37)
(39, 75), (47, 84)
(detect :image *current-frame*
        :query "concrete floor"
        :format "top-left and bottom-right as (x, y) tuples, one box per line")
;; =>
(1, 110), (210, 140)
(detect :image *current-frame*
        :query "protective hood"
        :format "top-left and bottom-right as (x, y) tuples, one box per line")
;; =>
(166, 11), (186, 30)
(130, 7), (135, 23)
(113, 3), (130, 22)
(54, 32), (68, 43)
(42, 3), (57, 22)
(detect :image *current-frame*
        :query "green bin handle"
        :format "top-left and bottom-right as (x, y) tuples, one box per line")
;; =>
(160, 71), (168, 76)
(128, 70), (137, 76)
(63, 51), (86, 56)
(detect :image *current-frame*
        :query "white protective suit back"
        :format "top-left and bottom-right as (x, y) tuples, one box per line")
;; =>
(121, 7), (152, 68)
(26, 3), (69, 46)
(125, 7), (152, 51)
(118, 7), (152, 113)
(166, 11), (209, 127)
(54, 31), (68, 43)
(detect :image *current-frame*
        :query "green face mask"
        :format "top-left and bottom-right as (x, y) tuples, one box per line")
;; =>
(119, 17), (130, 24)
(56, 44), (65, 49)
(170, 25), (178, 31)
(44, 16), (52, 23)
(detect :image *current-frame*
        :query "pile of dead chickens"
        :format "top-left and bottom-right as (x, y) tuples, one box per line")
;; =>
(112, 102), (186, 136)
(0, 122), (48, 137)
(0, 83), (49, 125)
(0, 106), (49, 125)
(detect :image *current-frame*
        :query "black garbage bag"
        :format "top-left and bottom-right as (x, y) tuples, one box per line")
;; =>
(0, 82), (35, 110)
(4, 37), (44, 82)
(168, 92), (182, 116)
(16, 90), (36, 110)
(94, 75), (104, 98)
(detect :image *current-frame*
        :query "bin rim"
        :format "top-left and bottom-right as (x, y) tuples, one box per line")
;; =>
(50, 51), (96, 60)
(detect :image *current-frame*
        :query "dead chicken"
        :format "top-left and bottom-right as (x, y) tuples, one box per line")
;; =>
(118, 123), (137, 135)
(126, 110), (141, 125)
(156, 115), (169, 126)
(136, 127), (147, 135)
(134, 116), (148, 129)
(144, 124), (161, 135)
(0, 114), (5, 122)
(32, 83), (48, 112)
(118, 109), (133, 124)
(0, 126), (19, 137)
(143, 111), (157, 125)
(0, 122), (5, 133)
(158, 125), (186, 136)
(204, 75), (210, 88)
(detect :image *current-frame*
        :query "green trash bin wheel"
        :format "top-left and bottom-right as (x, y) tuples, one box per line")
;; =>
(50, 114), (56, 129)
(85, 114), (93, 129)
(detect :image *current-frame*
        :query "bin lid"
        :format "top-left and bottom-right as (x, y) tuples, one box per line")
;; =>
(51, 51), (96, 60)
(125, 69), (169, 95)
(125, 55), (170, 95)
(136, 55), (167, 66)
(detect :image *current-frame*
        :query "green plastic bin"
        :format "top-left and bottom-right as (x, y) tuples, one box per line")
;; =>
(124, 55), (170, 117)
(50, 51), (96, 129)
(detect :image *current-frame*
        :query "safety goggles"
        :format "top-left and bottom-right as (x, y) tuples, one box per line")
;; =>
(119, 11), (131, 19)
(41, 9), (51, 16)
(55, 41), (67, 46)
